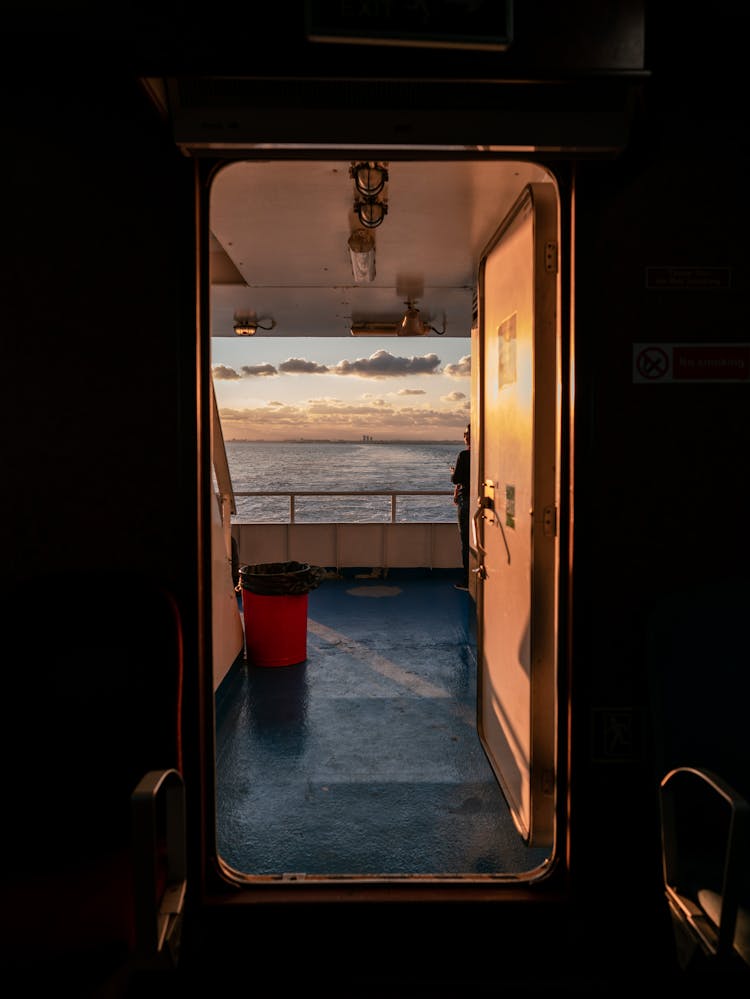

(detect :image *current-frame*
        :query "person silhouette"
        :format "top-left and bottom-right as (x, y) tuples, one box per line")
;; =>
(450, 424), (471, 590)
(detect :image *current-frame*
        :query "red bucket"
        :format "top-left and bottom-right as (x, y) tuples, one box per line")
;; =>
(241, 590), (308, 668)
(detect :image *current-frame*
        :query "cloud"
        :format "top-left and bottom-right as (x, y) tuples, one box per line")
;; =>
(219, 403), (307, 428)
(306, 398), (395, 416)
(219, 398), (471, 436)
(330, 349), (442, 378)
(443, 354), (471, 378)
(212, 363), (280, 379)
(278, 357), (330, 374)
(211, 364), (243, 381)
(214, 350), (448, 382)
(240, 363), (278, 377)
(397, 388), (426, 396)
(441, 391), (466, 402)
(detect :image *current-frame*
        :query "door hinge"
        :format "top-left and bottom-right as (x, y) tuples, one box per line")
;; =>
(544, 241), (558, 274)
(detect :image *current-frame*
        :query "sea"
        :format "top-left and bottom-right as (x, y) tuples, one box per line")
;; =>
(225, 440), (463, 524)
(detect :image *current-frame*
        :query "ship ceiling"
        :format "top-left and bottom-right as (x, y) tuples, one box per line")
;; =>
(210, 157), (552, 339)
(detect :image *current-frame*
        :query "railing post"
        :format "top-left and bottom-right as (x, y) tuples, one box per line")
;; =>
(221, 494), (232, 561)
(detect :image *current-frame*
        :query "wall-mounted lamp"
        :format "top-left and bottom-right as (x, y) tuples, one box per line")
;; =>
(397, 301), (445, 336)
(233, 316), (276, 336)
(354, 197), (388, 229)
(350, 161), (388, 198)
(351, 303), (445, 337)
(348, 228), (376, 283)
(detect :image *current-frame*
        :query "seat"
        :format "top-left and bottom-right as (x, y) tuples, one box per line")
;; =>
(659, 766), (750, 978)
(0, 572), (185, 993)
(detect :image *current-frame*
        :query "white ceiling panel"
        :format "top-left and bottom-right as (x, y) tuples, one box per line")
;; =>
(210, 157), (552, 338)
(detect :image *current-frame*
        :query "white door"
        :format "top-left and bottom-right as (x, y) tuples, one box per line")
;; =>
(474, 183), (559, 846)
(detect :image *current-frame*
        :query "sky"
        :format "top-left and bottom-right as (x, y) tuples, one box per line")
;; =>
(211, 336), (471, 441)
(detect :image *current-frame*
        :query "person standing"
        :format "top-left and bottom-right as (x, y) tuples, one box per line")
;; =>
(450, 423), (471, 590)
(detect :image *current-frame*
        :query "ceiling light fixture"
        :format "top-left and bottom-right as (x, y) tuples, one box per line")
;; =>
(350, 322), (401, 337)
(233, 316), (276, 336)
(348, 228), (376, 283)
(350, 161), (389, 198)
(350, 303), (446, 337)
(397, 301), (445, 336)
(354, 197), (388, 229)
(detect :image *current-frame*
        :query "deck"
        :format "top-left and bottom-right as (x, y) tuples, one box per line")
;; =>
(214, 568), (551, 879)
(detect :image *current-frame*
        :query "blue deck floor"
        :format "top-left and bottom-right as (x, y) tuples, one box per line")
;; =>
(215, 569), (551, 878)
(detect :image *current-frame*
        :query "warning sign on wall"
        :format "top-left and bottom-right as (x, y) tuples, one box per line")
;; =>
(644, 266), (731, 290)
(633, 343), (750, 383)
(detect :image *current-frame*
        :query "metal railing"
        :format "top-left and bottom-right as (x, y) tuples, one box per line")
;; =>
(232, 489), (454, 524)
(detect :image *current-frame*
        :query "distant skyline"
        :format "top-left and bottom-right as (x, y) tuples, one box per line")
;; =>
(212, 337), (471, 442)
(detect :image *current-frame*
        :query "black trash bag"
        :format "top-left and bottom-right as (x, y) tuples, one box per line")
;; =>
(238, 561), (326, 596)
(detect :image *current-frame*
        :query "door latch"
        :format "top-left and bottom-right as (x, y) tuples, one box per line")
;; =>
(472, 480), (511, 565)
(542, 505), (557, 537)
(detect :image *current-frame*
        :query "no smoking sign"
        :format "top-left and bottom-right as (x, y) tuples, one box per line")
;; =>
(633, 343), (750, 383)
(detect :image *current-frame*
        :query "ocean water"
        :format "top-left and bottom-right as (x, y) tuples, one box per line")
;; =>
(225, 440), (463, 524)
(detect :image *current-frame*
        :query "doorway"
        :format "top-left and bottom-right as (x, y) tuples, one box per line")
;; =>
(207, 156), (562, 881)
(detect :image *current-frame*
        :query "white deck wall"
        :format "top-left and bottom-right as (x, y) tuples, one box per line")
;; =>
(232, 522), (462, 571)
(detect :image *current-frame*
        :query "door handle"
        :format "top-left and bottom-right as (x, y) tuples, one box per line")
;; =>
(472, 502), (488, 556)
(472, 493), (511, 565)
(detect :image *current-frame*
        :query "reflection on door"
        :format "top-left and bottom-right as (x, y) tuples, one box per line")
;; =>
(475, 183), (559, 846)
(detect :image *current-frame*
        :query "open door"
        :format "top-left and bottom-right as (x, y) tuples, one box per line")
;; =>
(474, 182), (559, 846)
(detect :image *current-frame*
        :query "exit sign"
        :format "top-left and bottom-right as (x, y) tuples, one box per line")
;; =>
(305, 1), (514, 51)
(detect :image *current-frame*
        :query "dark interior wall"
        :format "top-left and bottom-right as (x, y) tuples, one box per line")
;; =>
(0, 32), (200, 946)
(0, 43), (200, 982)
(2, 65), (196, 594)
(568, 3), (749, 901)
